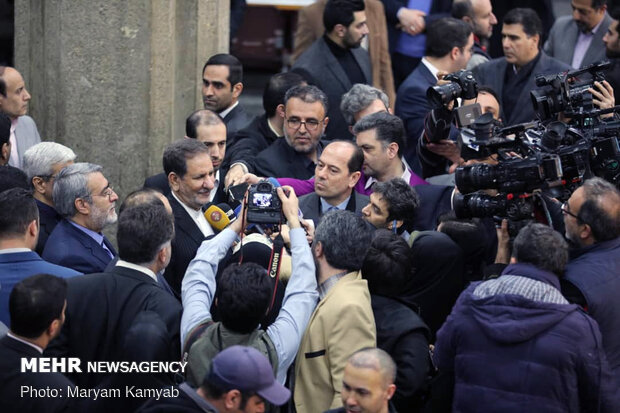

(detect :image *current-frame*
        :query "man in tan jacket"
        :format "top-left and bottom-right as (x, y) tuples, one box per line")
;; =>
(294, 210), (376, 413)
(293, 0), (396, 107)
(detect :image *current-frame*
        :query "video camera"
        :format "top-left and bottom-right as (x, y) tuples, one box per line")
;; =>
(530, 61), (611, 120)
(246, 181), (284, 225)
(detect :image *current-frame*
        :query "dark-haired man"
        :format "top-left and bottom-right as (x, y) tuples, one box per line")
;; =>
(452, 0), (497, 70)
(0, 188), (79, 327)
(544, 0), (611, 69)
(560, 177), (620, 385)
(181, 186), (318, 387)
(435, 223), (619, 410)
(162, 139), (215, 296)
(299, 141), (368, 226)
(395, 17), (473, 171)
(293, 0), (372, 140)
(472, 8), (570, 125)
(46, 201), (182, 389)
(202, 53), (252, 134)
(145, 109), (227, 202)
(0, 274), (74, 413)
(603, 7), (620, 101)
(294, 210), (375, 413)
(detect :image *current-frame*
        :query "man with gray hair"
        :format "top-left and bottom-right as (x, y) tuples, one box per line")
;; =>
(42, 163), (119, 274)
(561, 177), (620, 385)
(22, 142), (76, 254)
(434, 223), (619, 410)
(325, 348), (397, 413)
(253, 85), (329, 179)
(294, 210), (376, 413)
(340, 84), (390, 131)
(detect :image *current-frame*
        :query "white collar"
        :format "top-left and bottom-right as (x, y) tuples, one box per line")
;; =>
(219, 101), (239, 119)
(0, 248), (31, 254)
(365, 159), (411, 190)
(7, 332), (43, 354)
(115, 259), (158, 282)
(421, 57), (440, 81)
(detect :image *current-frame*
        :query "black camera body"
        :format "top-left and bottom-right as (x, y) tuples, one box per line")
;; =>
(427, 70), (479, 108)
(246, 182), (283, 225)
(453, 191), (536, 222)
(530, 61), (611, 120)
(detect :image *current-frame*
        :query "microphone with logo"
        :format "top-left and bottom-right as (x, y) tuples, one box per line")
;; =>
(204, 203), (237, 232)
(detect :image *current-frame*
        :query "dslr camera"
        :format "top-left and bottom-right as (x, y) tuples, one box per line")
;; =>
(246, 181), (284, 225)
(427, 69), (479, 109)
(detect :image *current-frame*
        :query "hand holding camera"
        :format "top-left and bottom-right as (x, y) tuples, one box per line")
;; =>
(276, 186), (300, 229)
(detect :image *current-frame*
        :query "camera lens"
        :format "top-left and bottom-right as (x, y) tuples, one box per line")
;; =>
(454, 192), (504, 219)
(455, 163), (497, 194)
(427, 83), (462, 108)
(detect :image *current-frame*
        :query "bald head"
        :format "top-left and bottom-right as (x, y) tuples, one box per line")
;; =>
(348, 348), (396, 386)
(119, 188), (173, 216)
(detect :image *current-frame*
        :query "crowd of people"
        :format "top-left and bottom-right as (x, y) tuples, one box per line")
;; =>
(1, 0), (620, 412)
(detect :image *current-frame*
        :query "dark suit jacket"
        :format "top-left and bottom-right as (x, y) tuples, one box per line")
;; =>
(380, 0), (452, 53)
(224, 114), (280, 170)
(144, 171), (227, 204)
(35, 199), (62, 256)
(42, 219), (117, 274)
(0, 251), (80, 326)
(293, 0), (396, 106)
(163, 195), (208, 296)
(395, 62), (435, 172)
(299, 191), (369, 227)
(544, 14), (612, 68)
(293, 37), (372, 141)
(253, 138), (324, 179)
(411, 184), (454, 231)
(45, 266), (182, 388)
(0, 335), (75, 413)
(222, 103), (252, 136)
(472, 52), (571, 125)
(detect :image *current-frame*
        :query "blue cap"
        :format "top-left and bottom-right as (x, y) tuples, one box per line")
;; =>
(207, 345), (290, 406)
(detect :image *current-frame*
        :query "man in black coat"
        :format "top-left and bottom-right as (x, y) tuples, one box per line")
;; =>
(46, 201), (182, 389)
(145, 110), (228, 204)
(201, 54), (252, 135)
(253, 85), (329, 179)
(0, 274), (75, 413)
(472, 8), (571, 125)
(161, 139), (216, 296)
(603, 7), (620, 103)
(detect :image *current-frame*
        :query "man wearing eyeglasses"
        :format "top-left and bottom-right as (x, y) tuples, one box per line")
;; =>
(253, 85), (329, 180)
(560, 177), (620, 386)
(42, 163), (119, 274)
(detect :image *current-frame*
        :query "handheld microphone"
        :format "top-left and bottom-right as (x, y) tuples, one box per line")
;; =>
(204, 203), (237, 232)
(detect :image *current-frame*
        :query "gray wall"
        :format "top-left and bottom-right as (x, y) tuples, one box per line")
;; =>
(14, 0), (229, 198)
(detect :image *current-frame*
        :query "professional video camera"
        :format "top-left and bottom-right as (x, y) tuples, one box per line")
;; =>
(453, 191), (536, 222)
(530, 61), (611, 120)
(246, 181), (284, 225)
(427, 69), (479, 109)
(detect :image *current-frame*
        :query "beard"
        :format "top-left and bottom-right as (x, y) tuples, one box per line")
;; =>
(606, 45), (620, 59)
(575, 20), (591, 34)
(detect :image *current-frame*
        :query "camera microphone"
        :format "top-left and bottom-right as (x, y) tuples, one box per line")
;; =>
(204, 203), (237, 232)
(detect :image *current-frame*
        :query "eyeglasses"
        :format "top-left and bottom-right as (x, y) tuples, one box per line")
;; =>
(286, 117), (322, 132)
(92, 187), (116, 201)
(561, 202), (581, 221)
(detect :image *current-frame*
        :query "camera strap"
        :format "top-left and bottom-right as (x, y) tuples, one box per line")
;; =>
(267, 233), (284, 313)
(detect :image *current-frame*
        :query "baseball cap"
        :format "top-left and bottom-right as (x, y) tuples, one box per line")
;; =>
(206, 345), (291, 406)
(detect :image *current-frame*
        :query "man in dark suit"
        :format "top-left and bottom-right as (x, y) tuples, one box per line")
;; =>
(395, 17), (473, 173)
(472, 8), (571, 125)
(0, 274), (75, 413)
(46, 201), (182, 389)
(253, 85), (329, 179)
(22, 142), (76, 255)
(201, 53), (252, 135)
(293, 0), (373, 141)
(544, 0), (612, 69)
(162, 139), (215, 296)
(145, 109), (228, 204)
(299, 141), (369, 227)
(42, 163), (119, 274)
(0, 188), (79, 327)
